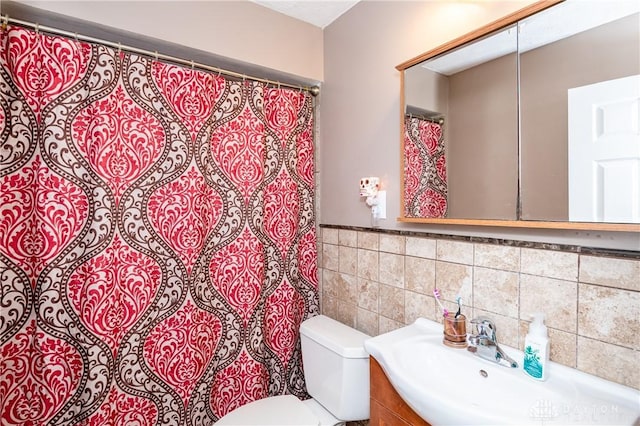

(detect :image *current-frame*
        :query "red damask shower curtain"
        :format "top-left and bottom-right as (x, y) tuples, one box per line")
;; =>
(403, 116), (447, 218)
(0, 25), (318, 425)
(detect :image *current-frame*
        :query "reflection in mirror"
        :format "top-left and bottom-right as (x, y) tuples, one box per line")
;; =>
(519, 1), (640, 223)
(403, 109), (446, 218)
(401, 0), (640, 227)
(403, 26), (518, 220)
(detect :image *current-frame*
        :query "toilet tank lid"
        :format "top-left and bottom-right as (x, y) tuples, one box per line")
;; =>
(300, 315), (370, 358)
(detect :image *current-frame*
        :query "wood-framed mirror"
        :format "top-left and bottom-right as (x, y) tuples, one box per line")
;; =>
(398, 0), (640, 232)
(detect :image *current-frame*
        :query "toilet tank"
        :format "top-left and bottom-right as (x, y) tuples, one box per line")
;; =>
(300, 315), (370, 421)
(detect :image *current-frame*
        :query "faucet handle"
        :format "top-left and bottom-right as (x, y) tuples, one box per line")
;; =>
(470, 317), (496, 340)
(468, 317), (518, 368)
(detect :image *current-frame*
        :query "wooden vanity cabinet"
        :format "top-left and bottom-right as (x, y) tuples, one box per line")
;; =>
(369, 356), (431, 426)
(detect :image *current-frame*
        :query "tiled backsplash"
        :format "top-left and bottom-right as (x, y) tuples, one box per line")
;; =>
(319, 226), (640, 390)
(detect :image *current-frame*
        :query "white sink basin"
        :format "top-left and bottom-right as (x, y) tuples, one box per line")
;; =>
(364, 318), (640, 425)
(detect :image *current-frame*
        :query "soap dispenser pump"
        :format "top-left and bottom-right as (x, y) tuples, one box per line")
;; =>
(523, 313), (549, 381)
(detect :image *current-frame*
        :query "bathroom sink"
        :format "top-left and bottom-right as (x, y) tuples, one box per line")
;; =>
(364, 318), (640, 425)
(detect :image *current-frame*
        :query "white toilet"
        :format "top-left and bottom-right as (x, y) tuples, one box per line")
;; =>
(214, 315), (371, 426)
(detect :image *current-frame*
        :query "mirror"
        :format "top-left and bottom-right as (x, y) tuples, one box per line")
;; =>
(399, 0), (640, 231)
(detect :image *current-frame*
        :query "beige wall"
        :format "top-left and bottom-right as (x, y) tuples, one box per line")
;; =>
(404, 65), (448, 116)
(321, 0), (530, 227)
(321, 1), (640, 251)
(4, 0), (324, 83)
(320, 227), (640, 390)
(448, 53), (518, 220)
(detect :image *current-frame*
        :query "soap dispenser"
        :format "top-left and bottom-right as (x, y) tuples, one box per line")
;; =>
(523, 313), (549, 381)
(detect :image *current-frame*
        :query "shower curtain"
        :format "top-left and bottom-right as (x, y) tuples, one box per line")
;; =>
(403, 115), (447, 218)
(0, 25), (318, 425)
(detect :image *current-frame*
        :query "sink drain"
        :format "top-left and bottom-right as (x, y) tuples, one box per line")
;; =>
(479, 369), (488, 378)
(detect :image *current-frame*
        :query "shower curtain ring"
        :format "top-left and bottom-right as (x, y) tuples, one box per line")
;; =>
(2, 15), (9, 31)
(35, 23), (40, 35)
(154, 50), (159, 60)
(190, 60), (194, 69)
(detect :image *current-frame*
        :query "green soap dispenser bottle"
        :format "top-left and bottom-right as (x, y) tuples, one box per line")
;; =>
(523, 313), (549, 381)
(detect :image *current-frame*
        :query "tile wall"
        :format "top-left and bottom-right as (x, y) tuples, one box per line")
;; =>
(319, 226), (640, 390)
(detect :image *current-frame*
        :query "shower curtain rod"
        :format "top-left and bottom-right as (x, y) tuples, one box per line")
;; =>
(1, 15), (321, 97)
(407, 113), (444, 125)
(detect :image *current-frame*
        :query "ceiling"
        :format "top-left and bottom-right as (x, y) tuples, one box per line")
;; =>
(249, 0), (361, 29)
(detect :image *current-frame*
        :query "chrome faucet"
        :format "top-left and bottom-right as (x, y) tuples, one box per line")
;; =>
(467, 317), (518, 368)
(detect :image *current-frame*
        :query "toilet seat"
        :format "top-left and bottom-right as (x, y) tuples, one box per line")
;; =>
(214, 395), (324, 426)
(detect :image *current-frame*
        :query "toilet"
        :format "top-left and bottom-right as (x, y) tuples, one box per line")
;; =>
(214, 315), (371, 426)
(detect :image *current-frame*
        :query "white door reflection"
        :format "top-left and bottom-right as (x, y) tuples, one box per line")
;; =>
(568, 74), (640, 223)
